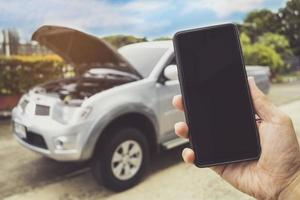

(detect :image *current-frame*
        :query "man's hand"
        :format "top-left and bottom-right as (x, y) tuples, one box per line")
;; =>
(172, 77), (300, 199)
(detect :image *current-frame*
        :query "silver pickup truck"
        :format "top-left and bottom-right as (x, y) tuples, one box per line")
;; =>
(12, 26), (270, 191)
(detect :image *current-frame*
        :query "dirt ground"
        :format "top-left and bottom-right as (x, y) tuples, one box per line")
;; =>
(1, 81), (300, 200)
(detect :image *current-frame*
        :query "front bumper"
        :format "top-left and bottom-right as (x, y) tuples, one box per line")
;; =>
(12, 107), (93, 161)
(13, 134), (81, 161)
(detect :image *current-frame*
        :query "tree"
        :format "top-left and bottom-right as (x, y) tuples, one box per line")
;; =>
(241, 9), (280, 42)
(240, 32), (251, 47)
(257, 33), (293, 59)
(153, 37), (172, 41)
(242, 43), (284, 76)
(278, 0), (300, 55)
(240, 32), (285, 76)
(102, 35), (147, 48)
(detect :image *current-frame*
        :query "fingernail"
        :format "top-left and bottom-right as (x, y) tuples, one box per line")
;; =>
(182, 148), (188, 159)
(172, 96), (177, 106)
(174, 95), (181, 102)
(182, 149), (186, 161)
(248, 76), (254, 82)
(174, 122), (179, 130)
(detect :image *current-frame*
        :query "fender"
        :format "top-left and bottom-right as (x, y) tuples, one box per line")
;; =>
(80, 103), (159, 160)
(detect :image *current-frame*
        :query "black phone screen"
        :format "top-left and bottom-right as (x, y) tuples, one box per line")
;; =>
(173, 24), (261, 166)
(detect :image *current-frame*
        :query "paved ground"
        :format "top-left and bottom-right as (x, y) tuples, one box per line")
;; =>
(268, 80), (300, 106)
(1, 81), (300, 200)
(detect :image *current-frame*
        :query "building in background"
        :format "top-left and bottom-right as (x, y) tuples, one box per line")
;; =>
(1, 29), (19, 56)
(17, 41), (52, 55)
(0, 29), (52, 56)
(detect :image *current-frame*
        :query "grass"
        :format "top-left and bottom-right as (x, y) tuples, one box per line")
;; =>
(273, 70), (300, 83)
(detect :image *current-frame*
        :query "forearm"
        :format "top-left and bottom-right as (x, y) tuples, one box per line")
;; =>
(278, 172), (300, 200)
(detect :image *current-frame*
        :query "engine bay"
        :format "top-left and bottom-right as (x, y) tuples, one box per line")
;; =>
(32, 68), (139, 106)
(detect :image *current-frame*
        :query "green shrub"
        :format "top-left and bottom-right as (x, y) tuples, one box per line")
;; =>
(257, 33), (292, 73)
(103, 35), (147, 48)
(242, 43), (284, 76)
(240, 32), (286, 77)
(0, 55), (67, 95)
(240, 32), (251, 46)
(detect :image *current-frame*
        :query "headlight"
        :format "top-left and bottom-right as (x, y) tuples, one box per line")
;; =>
(18, 95), (29, 112)
(53, 106), (92, 124)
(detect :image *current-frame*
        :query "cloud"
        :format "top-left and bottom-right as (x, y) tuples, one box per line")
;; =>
(181, 0), (265, 17)
(0, 0), (169, 39)
(0, 0), (283, 40)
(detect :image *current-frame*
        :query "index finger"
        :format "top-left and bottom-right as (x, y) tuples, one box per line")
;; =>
(172, 95), (184, 111)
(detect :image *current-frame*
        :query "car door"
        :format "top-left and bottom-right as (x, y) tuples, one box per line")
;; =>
(157, 56), (185, 141)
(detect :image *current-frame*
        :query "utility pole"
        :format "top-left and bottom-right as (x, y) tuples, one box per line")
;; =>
(3, 30), (10, 56)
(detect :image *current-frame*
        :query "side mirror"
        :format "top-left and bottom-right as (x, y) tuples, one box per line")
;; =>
(163, 65), (178, 81)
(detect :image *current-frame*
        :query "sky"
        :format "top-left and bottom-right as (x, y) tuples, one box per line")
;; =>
(0, 0), (286, 41)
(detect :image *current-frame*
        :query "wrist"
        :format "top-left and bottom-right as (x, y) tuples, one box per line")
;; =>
(278, 171), (300, 200)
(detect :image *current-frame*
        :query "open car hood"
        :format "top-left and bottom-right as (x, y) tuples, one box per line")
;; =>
(32, 25), (142, 78)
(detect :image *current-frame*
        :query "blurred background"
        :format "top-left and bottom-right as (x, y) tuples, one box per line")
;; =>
(1, 0), (300, 200)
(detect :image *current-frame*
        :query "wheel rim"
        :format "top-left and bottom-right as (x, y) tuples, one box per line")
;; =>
(111, 140), (143, 180)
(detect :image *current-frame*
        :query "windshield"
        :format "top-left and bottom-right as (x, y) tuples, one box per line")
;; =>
(118, 45), (168, 77)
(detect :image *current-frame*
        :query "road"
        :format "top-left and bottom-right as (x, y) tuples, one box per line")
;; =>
(268, 80), (300, 105)
(1, 81), (300, 200)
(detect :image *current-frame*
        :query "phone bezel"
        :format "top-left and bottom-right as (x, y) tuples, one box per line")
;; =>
(173, 23), (261, 167)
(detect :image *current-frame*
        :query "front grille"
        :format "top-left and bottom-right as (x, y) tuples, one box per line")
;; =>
(35, 104), (50, 116)
(24, 131), (48, 149)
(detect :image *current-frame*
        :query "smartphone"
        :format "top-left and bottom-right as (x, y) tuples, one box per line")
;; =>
(173, 23), (261, 167)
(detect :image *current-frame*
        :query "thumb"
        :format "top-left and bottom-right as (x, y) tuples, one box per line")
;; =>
(248, 77), (278, 122)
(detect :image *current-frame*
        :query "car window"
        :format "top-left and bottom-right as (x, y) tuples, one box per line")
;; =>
(158, 55), (177, 82)
(169, 56), (177, 65)
(119, 46), (168, 77)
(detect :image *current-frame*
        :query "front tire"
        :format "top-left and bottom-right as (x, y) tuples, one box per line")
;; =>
(92, 127), (149, 191)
